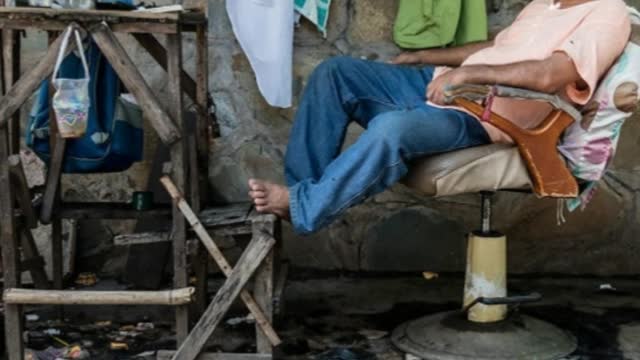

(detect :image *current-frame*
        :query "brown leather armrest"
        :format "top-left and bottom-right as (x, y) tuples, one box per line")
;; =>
(453, 98), (578, 198)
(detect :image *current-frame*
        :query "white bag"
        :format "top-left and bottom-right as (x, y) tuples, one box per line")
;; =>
(558, 7), (640, 210)
(51, 26), (90, 139)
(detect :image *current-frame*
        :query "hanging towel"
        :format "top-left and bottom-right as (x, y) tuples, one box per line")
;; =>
(226, 0), (294, 108)
(295, 0), (332, 37)
(394, 0), (487, 49)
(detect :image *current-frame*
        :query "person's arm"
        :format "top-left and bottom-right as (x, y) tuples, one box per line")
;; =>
(427, 52), (584, 104)
(391, 40), (495, 67)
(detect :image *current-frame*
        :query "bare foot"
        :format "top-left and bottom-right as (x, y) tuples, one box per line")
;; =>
(248, 179), (291, 220)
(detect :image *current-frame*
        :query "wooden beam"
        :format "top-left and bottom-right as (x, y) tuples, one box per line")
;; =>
(114, 231), (169, 246)
(273, 261), (289, 316)
(4, 287), (195, 305)
(253, 235), (275, 354)
(0, 127), (23, 360)
(171, 228), (277, 360)
(9, 155), (38, 229)
(90, 23), (181, 145)
(161, 176), (282, 347)
(132, 33), (198, 103)
(165, 28), (190, 345)
(157, 352), (271, 360)
(39, 135), (65, 225)
(20, 229), (51, 289)
(0, 19), (178, 34)
(3, 29), (20, 154)
(0, 29), (69, 129)
(59, 202), (171, 219)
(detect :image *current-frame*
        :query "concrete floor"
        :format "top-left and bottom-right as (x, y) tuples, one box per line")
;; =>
(12, 274), (640, 359)
(273, 275), (640, 359)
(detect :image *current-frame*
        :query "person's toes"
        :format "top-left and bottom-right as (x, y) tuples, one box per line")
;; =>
(254, 198), (268, 206)
(248, 178), (266, 192)
(248, 190), (266, 199)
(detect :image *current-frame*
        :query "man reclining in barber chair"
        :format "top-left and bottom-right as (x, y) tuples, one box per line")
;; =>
(248, 0), (630, 233)
(248, 0), (640, 358)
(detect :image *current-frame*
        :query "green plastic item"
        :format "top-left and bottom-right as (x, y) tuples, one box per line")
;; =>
(393, 0), (488, 49)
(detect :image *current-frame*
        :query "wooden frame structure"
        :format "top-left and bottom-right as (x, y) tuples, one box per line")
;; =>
(0, 5), (283, 360)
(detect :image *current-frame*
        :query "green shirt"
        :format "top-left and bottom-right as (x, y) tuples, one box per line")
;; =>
(394, 0), (488, 49)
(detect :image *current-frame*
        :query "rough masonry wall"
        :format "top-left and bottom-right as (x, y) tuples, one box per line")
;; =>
(23, 0), (640, 277)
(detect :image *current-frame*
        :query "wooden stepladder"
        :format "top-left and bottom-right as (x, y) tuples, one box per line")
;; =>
(0, 5), (213, 360)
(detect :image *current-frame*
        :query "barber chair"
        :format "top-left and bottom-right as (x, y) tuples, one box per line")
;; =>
(392, 85), (592, 359)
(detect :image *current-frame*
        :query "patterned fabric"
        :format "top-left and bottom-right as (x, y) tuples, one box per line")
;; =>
(295, 0), (331, 37)
(558, 7), (640, 210)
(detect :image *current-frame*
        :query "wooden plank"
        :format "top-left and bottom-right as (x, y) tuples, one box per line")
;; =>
(39, 135), (65, 224)
(158, 352), (271, 360)
(20, 228), (51, 289)
(199, 203), (253, 228)
(0, 19), (178, 34)
(0, 29), (69, 129)
(132, 33), (198, 103)
(51, 218), (64, 291)
(161, 176), (282, 347)
(253, 220), (275, 354)
(273, 261), (289, 316)
(0, 117), (23, 360)
(114, 231), (168, 246)
(194, 24), (210, 199)
(166, 28), (189, 345)
(90, 23), (181, 145)
(1, 4), (25, 358)
(59, 202), (171, 219)
(9, 155), (38, 229)
(3, 29), (19, 154)
(4, 287), (195, 305)
(0, 7), (182, 22)
(171, 229), (277, 360)
(187, 133), (207, 316)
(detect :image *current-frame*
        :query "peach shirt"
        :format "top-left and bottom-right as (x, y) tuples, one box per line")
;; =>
(433, 0), (631, 143)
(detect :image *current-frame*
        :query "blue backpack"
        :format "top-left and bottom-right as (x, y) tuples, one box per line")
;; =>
(26, 39), (143, 173)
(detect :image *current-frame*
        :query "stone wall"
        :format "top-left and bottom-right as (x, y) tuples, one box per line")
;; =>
(19, 0), (640, 277)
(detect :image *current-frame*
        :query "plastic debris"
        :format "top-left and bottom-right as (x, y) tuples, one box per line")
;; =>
(422, 271), (439, 280)
(75, 272), (98, 286)
(25, 314), (40, 322)
(24, 345), (89, 360)
(67, 345), (90, 359)
(119, 324), (136, 331)
(357, 329), (388, 340)
(110, 341), (129, 351)
(136, 322), (155, 331)
(42, 328), (61, 336)
(226, 314), (256, 326)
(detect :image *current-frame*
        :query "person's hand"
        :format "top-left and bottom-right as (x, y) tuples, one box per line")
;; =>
(426, 67), (470, 105)
(390, 51), (423, 65)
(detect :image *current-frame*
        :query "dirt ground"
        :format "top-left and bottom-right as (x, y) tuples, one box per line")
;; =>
(10, 274), (640, 359)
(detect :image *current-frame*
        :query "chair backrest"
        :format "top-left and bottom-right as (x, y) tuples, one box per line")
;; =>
(558, 7), (640, 207)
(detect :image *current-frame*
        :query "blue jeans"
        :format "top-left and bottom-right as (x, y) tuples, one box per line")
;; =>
(285, 56), (490, 234)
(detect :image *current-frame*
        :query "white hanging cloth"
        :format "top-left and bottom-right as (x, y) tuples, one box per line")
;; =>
(226, 0), (294, 108)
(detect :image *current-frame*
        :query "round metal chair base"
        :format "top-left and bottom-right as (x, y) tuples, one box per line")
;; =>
(391, 311), (577, 360)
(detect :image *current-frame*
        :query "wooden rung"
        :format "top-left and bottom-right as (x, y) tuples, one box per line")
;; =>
(9, 155), (38, 229)
(114, 231), (169, 246)
(3, 287), (194, 305)
(59, 202), (171, 220)
(157, 352), (271, 360)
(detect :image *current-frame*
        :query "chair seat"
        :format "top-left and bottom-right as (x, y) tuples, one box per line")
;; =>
(403, 144), (532, 197)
